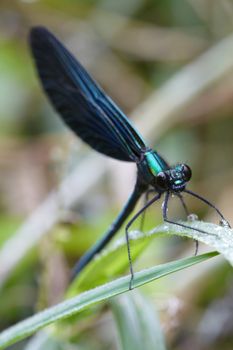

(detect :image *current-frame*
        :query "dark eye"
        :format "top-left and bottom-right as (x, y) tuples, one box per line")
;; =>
(183, 164), (192, 181)
(157, 172), (169, 190)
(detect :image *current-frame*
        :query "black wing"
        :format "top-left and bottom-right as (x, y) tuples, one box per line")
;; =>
(29, 27), (147, 162)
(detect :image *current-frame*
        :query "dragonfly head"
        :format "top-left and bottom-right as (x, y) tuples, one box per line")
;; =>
(156, 164), (192, 193)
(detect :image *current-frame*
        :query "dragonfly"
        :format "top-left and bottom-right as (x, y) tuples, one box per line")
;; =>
(29, 26), (229, 289)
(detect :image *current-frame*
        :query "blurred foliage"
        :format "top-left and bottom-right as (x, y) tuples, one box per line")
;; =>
(0, 0), (233, 349)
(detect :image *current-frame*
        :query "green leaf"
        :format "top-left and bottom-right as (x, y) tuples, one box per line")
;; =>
(149, 220), (233, 266)
(68, 220), (232, 294)
(0, 251), (217, 349)
(111, 291), (166, 350)
(24, 331), (63, 350)
(68, 229), (151, 294)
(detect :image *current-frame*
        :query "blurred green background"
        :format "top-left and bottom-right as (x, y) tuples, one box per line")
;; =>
(0, 0), (233, 349)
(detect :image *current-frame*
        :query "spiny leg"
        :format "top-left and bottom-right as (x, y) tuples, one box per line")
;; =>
(184, 189), (231, 227)
(140, 189), (156, 232)
(176, 193), (189, 217)
(163, 191), (217, 237)
(176, 193), (199, 255)
(125, 192), (162, 290)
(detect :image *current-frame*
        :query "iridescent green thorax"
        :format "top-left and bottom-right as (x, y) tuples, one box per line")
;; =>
(144, 150), (167, 176)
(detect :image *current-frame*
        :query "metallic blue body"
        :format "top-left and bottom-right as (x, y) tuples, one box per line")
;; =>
(30, 27), (193, 280)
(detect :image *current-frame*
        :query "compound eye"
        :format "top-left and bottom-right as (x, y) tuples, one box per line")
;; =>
(157, 172), (169, 190)
(183, 164), (192, 181)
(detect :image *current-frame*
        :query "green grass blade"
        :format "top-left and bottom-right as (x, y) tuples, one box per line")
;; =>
(68, 220), (232, 294)
(0, 251), (217, 349)
(150, 220), (233, 265)
(111, 291), (166, 350)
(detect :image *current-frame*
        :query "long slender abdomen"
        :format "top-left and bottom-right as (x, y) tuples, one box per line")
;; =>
(70, 180), (146, 280)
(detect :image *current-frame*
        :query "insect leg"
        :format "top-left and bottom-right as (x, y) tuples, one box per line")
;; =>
(176, 193), (189, 216)
(176, 193), (198, 255)
(139, 189), (156, 231)
(125, 192), (162, 290)
(163, 192), (217, 237)
(70, 181), (146, 281)
(184, 189), (231, 227)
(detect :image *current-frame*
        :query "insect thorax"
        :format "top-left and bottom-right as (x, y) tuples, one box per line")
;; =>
(137, 150), (168, 186)
(137, 150), (191, 192)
